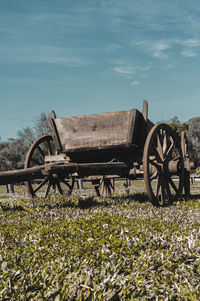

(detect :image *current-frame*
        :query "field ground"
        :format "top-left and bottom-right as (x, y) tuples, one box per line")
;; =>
(0, 179), (200, 300)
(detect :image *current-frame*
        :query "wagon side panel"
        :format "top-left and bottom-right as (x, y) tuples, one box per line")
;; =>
(53, 110), (134, 151)
(48, 108), (147, 163)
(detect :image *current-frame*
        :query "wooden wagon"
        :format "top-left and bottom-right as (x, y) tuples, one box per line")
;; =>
(0, 100), (191, 206)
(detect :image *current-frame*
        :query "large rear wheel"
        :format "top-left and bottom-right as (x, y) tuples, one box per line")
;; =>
(143, 123), (184, 206)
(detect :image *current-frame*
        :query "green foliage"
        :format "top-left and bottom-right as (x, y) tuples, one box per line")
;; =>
(1, 193), (200, 300)
(188, 118), (200, 167)
(167, 116), (200, 167)
(168, 116), (188, 135)
(34, 112), (51, 138)
(0, 138), (27, 170)
(0, 113), (50, 170)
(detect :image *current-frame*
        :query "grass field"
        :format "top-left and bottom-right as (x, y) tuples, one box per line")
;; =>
(0, 180), (200, 300)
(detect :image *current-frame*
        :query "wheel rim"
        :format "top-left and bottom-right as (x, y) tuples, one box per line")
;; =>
(24, 135), (74, 197)
(143, 123), (184, 206)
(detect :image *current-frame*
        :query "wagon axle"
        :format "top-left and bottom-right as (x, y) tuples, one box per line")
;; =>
(149, 158), (182, 175)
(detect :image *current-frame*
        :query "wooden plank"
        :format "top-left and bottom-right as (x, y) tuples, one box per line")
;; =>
(53, 109), (137, 151)
(48, 118), (62, 151)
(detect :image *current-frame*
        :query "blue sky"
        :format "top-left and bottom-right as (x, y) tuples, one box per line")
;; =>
(0, 0), (200, 141)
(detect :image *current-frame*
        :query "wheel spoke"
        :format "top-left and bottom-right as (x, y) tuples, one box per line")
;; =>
(152, 144), (162, 163)
(165, 179), (172, 198)
(52, 183), (56, 192)
(157, 133), (164, 161)
(165, 138), (174, 160)
(163, 132), (168, 155)
(173, 155), (180, 161)
(150, 171), (158, 181)
(94, 186), (101, 197)
(168, 176), (179, 194)
(31, 158), (43, 165)
(105, 179), (114, 196)
(58, 177), (71, 188)
(149, 158), (161, 170)
(56, 182), (63, 195)
(45, 180), (52, 197)
(33, 177), (49, 194)
(108, 179), (114, 191)
(57, 175), (75, 195)
(161, 177), (166, 202)
(37, 145), (45, 157)
(155, 175), (161, 197)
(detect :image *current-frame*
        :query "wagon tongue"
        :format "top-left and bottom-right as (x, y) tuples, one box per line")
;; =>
(0, 165), (45, 185)
(0, 162), (131, 186)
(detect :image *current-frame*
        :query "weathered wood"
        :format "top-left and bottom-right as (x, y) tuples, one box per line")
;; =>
(142, 100), (148, 121)
(0, 162), (131, 185)
(55, 110), (134, 150)
(48, 118), (62, 151)
(50, 110), (56, 119)
(50, 109), (146, 153)
(6, 184), (14, 193)
(0, 165), (45, 185)
(42, 162), (131, 177)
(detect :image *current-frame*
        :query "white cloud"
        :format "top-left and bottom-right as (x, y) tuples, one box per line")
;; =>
(181, 38), (200, 48)
(113, 65), (135, 77)
(134, 40), (171, 60)
(113, 61), (149, 86)
(152, 42), (171, 59)
(0, 46), (85, 66)
(131, 80), (140, 86)
(181, 49), (198, 57)
(134, 38), (200, 60)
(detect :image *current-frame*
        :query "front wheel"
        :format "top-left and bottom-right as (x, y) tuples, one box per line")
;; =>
(24, 135), (74, 197)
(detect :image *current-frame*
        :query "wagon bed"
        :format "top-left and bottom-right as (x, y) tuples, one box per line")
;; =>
(49, 108), (147, 163)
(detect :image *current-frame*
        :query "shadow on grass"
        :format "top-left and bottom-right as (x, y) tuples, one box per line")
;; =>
(0, 192), (150, 212)
(3, 192), (199, 212)
(0, 204), (25, 212)
(189, 193), (200, 200)
(42, 192), (149, 210)
(112, 192), (149, 204)
(179, 194), (200, 201)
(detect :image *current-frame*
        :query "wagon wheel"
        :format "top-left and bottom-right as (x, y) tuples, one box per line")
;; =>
(143, 123), (184, 206)
(92, 177), (115, 197)
(181, 131), (190, 195)
(24, 135), (75, 197)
